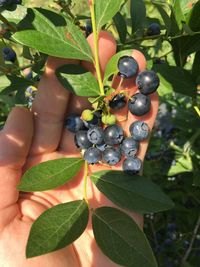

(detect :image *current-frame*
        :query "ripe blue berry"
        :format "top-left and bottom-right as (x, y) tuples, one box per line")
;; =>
(118, 56), (139, 78)
(86, 19), (92, 37)
(104, 124), (124, 145)
(136, 70), (160, 95)
(147, 23), (161, 36)
(3, 47), (16, 62)
(120, 137), (139, 157)
(87, 126), (104, 145)
(109, 94), (126, 110)
(74, 130), (92, 149)
(83, 112), (101, 128)
(102, 147), (121, 166)
(129, 121), (150, 141)
(128, 93), (151, 116)
(84, 147), (101, 164)
(123, 157), (142, 174)
(65, 114), (85, 133)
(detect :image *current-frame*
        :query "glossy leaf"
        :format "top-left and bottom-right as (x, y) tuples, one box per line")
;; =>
(92, 207), (158, 267)
(192, 51), (200, 82)
(130, 0), (146, 34)
(153, 64), (196, 97)
(95, 0), (124, 30)
(90, 170), (174, 214)
(103, 50), (132, 84)
(173, 0), (185, 30)
(17, 158), (84, 192)
(56, 64), (100, 97)
(154, 3), (171, 35)
(187, 0), (200, 32)
(13, 8), (93, 61)
(0, 75), (33, 94)
(26, 200), (89, 258)
(113, 12), (127, 43)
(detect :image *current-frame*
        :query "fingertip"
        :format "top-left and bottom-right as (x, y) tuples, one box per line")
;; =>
(131, 50), (147, 72)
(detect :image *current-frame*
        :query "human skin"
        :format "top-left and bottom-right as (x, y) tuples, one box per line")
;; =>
(0, 31), (159, 267)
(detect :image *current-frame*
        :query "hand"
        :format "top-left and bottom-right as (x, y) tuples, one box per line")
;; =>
(0, 31), (159, 267)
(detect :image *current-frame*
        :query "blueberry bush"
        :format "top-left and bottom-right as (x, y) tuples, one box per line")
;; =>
(0, 0), (200, 266)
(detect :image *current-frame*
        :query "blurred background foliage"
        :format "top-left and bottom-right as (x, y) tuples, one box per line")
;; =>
(0, 0), (200, 266)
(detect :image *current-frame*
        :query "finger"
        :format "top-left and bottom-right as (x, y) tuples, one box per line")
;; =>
(0, 107), (33, 227)
(59, 31), (117, 153)
(30, 57), (79, 155)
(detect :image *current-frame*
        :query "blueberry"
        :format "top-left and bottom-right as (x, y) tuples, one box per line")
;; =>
(120, 137), (139, 157)
(74, 130), (92, 149)
(83, 113), (101, 128)
(129, 121), (150, 141)
(109, 94), (126, 110)
(104, 124), (124, 145)
(87, 126), (104, 145)
(3, 47), (16, 62)
(136, 70), (160, 95)
(163, 238), (173, 247)
(96, 143), (111, 152)
(118, 56), (139, 78)
(84, 147), (101, 164)
(183, 240), (190, 249)
(123, 157), (142, 174)
(65, 114), (85, 133)
(102, 147), (121, 166)
(128, 93), (151, 116)
(86, 19), (92, 37)
(147, 23), (161, 36)
(167, 223), (177, 232)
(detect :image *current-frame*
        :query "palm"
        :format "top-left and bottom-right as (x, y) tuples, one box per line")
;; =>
(0, 32), (159, 267)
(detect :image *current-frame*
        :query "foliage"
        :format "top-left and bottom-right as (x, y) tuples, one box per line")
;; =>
(0, 0), (200, 266)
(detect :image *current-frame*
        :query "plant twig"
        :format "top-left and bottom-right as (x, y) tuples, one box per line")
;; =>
(89, 0), (104, 95)
(181, 215), (200, 266)
(0, 13), (16, 32)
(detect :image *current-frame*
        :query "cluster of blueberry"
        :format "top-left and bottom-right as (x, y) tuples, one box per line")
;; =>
(0, 0), (21, 7)
(65, 55), (160, 174)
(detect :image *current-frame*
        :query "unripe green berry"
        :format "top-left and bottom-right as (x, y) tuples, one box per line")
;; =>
(102, 114), (116, 125)
(82, 109), (94, 121)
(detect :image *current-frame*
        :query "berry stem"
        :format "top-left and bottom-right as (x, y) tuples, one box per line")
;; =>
(83, 161), (89, 204)
(89, 0), (104, 96)
(0, 14), (16, 32)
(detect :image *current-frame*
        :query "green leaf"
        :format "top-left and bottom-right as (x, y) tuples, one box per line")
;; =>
(130, 0), (146, 34)
(92, 207), (158, 267)
(90, 170), (174, 214)
(168, 155), (193, 176)
(113, 12), (127, 43)
(187, 0), (200, 32)
(95, 0), (124, 30)
(153, 3), (171, 35)
(173, 0), (185, 30)
(153, 64), (196, 97)
(192, 51), (200, 82)
(103, 49), (132, 84)
(17, 158), (84, 192)
(0, 75), (33, 95)
(56, 64), (100, 97)
(13, 8), (93, 61)
(26, 200), (89, 258)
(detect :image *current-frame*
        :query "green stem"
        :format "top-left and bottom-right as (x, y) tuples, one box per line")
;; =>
(181, 215), (200, 266)
(90, 0), (104, 96)
(0, 14), (16, 32)
(83, 161), (88, 204)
